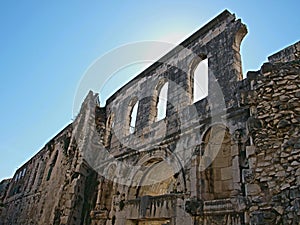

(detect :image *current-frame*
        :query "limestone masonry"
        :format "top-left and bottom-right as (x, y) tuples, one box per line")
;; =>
(1, 10), (300, 225)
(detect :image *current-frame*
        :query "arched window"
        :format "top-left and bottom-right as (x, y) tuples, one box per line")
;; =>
(129, 100), (139, 134)
(156, 82), (169, 121)
(21, 168), (26, 177)
(193, 58), (208, 103)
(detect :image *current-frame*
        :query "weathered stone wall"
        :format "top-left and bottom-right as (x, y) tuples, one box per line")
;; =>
(90, 10), (249, 225)
(245, 44), (300, 224)
(268, 42), (300, 64)
(0, 10), (299, 225)
(0, 179), (10, 218)
(0, 123), (98, 225)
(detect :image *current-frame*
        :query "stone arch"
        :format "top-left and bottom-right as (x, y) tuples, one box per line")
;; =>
(128, 97), (139, 134)
(127, 149), (186, 200)
(149, 78), (168, 123)
(188, 55), (208, 103)
(155, 79), (169, 122)
(199, 124), (234, 200)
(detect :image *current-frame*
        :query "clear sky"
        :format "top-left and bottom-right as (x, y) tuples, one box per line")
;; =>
(0, 1), (299, 180)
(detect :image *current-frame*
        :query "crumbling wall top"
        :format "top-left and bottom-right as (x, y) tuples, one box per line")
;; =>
(105, 9), (246, 107)
(268, 40), (300, 64)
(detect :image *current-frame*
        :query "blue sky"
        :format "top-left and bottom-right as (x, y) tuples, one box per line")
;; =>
(0, 1), (299, 180)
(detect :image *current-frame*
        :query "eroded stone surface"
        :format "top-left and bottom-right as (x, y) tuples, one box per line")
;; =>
(0, 10), (299, 225)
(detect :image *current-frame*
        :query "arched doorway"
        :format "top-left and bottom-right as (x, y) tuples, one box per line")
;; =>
(124, 153), (186, 225)
(200, 125), (233, 200)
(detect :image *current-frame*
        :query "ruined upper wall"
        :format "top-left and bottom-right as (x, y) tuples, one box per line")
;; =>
(268, 41), (300, 64)
(103, 10), (247, 156)
(106, 10), (247, 107)
(0, 124), (77, 224)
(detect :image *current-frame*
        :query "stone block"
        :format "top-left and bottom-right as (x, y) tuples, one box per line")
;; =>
(231, 145), (239, 156)
(60, 216), (69, 224)
(221, 167), (232, 180)
(222, 180), (233, 191)
(248, 157), (257, 169)
(242, 169), (255, 183)
(213, 156), (231, 168)
(246, 146), (256, 158)
(213, 180), (223, 194)
(245, 183), (261, 196)
(232, 167), (240, 183)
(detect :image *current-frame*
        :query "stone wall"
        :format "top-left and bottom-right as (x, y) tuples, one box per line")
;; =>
(89, 10), (249, 225)
(0, 123), (98, 225)
(245, 44), (300, 224)
(0, 10), (299, 225)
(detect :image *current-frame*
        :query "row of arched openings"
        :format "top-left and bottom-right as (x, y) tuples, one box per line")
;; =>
(127, 79), (169, 135)
(106, 57), (208, 138)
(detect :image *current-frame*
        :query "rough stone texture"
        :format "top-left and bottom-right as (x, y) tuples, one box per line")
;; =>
(0, 124), (98, 225)
(268, 41), (300, 64)
(246, 59), (300, 225)
(0, 10), (299, 225)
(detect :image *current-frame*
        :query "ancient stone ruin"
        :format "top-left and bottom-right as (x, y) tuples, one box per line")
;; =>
(0, 10), (300, 225)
